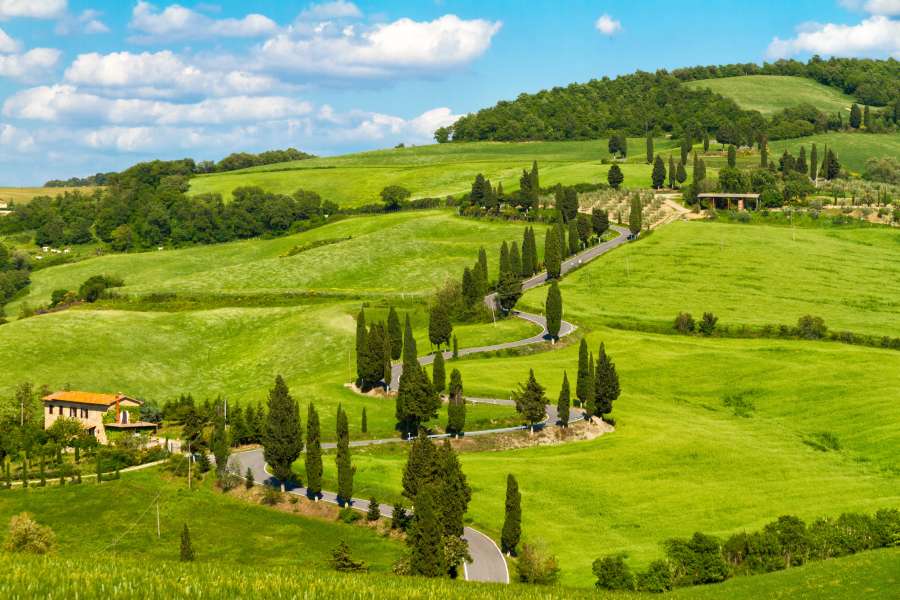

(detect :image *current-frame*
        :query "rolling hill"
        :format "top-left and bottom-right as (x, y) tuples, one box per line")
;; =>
(684, 75), (856, 116)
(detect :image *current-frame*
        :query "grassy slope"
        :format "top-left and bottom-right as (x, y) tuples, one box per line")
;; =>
(767, 132), (900, 174)
(520, 221), (900, 337)
(0, 547), (895, 599)
(684, 76), (856, 115)
(0, 186), (99, 206)
(0, 468), (403, 571)
(8, 210), (540, 312)
(188, 139), (680, 204)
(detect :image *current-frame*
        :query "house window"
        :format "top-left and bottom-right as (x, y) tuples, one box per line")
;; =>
(69, 407), (76, 417)
(48, 406), (53, 414)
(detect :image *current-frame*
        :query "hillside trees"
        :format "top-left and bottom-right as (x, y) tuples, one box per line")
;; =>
(850, 103), (862, 129)
(262, 375), (303, 490)
(646, 132), (654, 164)
(668, 155), (676, 188)
(592, 207), (609, 237)
(432, 351), (446, 395)
(576, 338), (591, 408)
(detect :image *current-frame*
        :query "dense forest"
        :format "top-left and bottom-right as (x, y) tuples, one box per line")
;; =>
(440, 58), (900, 144)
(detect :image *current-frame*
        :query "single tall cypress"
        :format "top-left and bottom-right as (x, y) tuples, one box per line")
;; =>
(355, 309), (367, 383)
(499, 241), (511, 279)
(557, 371), (571, 427)
(544, 226), (561, 279)
(528, 227), (539, 274)
(676, 160), (687, 186)
(509, 241), (522, 279)
(567, 218), (579, 255)
(556, 221), (567, 259)
(439, 439), (471, 537)
(514, 369), (547, 432)
(849, 103), (862, 129)
(432, 351), (446, 394)
(810, 144), (818, 181)
(594, 343), (621, 419)
(703, 131), (710, 152)
(797, 146), (808, 175)
(409, 486), (445, 577)
(387, 307), (402, 361)
(545, 281), (562, 340)
(305, 403), (322, 499)
(361, 407), (367, 433)
(576, 338), (590, 408)
(520, 228), (533, 278)
(651, 155), (666, 189)
(629, 195), (643, 235)
(262, 375), (303, 491)
(447, 368), (466, 435)
(335, 405), (355, 506)
(477, 247), (489, 292)
(863, 104), (871, 129)
(695, 158), (707, 182)
(759, 135), (768, 168)
(727, 144), (736, 167)
(180, 524), (195, 562)
(501, 474), (521, 556)
(586, 352), (596, 416)
(645, 131), (654, 164)
(402, 314), (417, 369)
(667, 155), (676, 188)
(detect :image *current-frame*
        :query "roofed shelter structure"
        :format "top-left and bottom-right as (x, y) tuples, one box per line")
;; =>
(42, 391), (156, 444)
(697, 193), (760, 211)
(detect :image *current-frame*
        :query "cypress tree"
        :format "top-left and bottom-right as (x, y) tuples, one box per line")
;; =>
(447, 369), (466, 435)
(530, 160), (540, 193)
(545, 281), (562, 340)
(797, 146), (808, 175)
(396, 361), (439, 436)
(509, 241), (521, 279)
(825, 148), (840, 180)
(528, 227), (539, 274)
(651, 155), (666, 189)
(355, 309), (367, 384)
(501, 474), (521, 556)
(576, 338), (590, 408)
(180, 524), (195, 562)
(594, 343), (621, 419)
(819, 145), (828, 178)
(703, 131), (710, 152)
(592, 207), (609, 236)
(759, 135), (768, 168)
(245, 466), (254, 489)
(667, 155), (676, 188)
(335, 405), (355, 506)
(387, 307), (402, 361)
(629, 195), (643, 235)
(696, 158), (707, 182)
(38, 453), (46, 487)
(514, 369), (547, 432)
(439, 439), (471, 537)
(557, 371), (571, 427)
(477, 247), (489, 292)
(568, 218), (579, 255)
(361, 322), (387, 389)
(586, 352), (596, 417)
(850, 103), (862, 128)
(607, 164), (624, 189)
(727, 145), (736, 167)
(461, 267), (478, 308)
(366, 497), (381, 521)
(361, 407), (367, 433)
(432, 351), (446, 394)
(382, 326), (392, 389)
(452, 335), (458, 359)
(262, 375), (303, 491)
(210, 407), (230, 478)
(499, 241), (510, 278)
(544, 226), (561, 279)
(409, 486), (445, 577)
(520, 228), (533, 278)
(676, 160), (687, 186)
(496, 269), (523, 313)
(402, 431), (441, 500)
(305, 403), (322, 500)
(680, 136), (690, 165)
(556, 220), (567, 259)
(428, 303), (452, 349)
(402, 314), (417, 369)
(810, 144), (818, 181)
(645, 131), (654, 164)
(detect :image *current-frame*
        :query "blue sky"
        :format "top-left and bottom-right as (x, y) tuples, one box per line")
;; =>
(0, 0), (897, 185)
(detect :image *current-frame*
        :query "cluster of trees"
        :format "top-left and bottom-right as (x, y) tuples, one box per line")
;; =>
(354, 308), (399, 391)
(195, 148), (314, 174)
(461, 162), (540, 216)
(44, 172), (115, 188)
(399, 433), (472, 577)
(2, 159), (338, 251)
(593, 509), (900, 593)
(395, 315), (441, 436)
(0, 242), (30, 318)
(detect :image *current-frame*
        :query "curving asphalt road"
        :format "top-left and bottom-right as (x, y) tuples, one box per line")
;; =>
(235, 224), (630, 585)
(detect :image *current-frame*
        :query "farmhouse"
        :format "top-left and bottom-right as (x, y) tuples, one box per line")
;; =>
(42, 390), (156, 444)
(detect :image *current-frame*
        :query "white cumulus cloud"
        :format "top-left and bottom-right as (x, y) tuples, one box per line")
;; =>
(0, 0), (66, 19)
(767, 15), (900, 59)
(0, 25), (19, 52)
(840, 0), (900, 15)
(299, 0), (362, 20)
(130, 1), (278, 42)
(0, 47), (60, 81)
(594, 14), (622, 36)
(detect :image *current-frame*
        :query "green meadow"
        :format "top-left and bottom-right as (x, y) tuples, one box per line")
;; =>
(684, 76), (856, 116)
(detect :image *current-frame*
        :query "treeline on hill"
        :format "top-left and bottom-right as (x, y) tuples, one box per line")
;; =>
(0, 244), (30, 320)
(42, 148), (314, 187)
(439, 58), (900, 144)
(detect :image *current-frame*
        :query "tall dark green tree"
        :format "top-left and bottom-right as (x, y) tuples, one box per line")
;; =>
(335, 405), (355, 506)
(863, 104), (871, 129)
(477, 247), (489, 293)
(402, 431), (441, 500)
(576, 338), (590, 408)
(428, 303), (452, 349)
(397, 320), (440, 436)
(361, 322), (388, 389)
(355, 309), (367, 384)
(461, 267), (478, 308)
(402, 314), (417, 369)
(727, 144), (736, 167)
(629, 195), (643, 235)
(513, 369), (547, 432)
(496, 270), (523, 313)
(545, 281), (562, 340)
(556, 221), (568, 259)
(262, 375), (303, 490)
(447, 369), (466, 436)
(210, 406), (230, 478)
(567, 218), (579, 255)
(849, 103), (862, 128)
(432, 351), (446, 395)
(676, 160), (687, 187)
(797, 146), (808, 175)
(439, 439), (471, 537)
(180, 524), (195, 562)
(645, 131), (654, 164)
(544, 226), (561, 279)
(680, 135), (691, 164)
(809, 144), (818, 180)
(509, 241), (522, 280)
(695, 158), (707, 182)
(759, 135), (768, 168)
(586, 352), (596, 416)
(361, 407), (367, 433)
(594, 343), (621, 419)
(651, 155), (666, 189)
(520, 228), (534, 278)
(607, 164), (624, 189)
(501, 474), (521, 556)
(499, 241), (510, 278)
(592, 207), (609, 236)
(409, 486), (445, 577)
(527, 227), (539, 274)
(387, 307), (402, 361)
(557, 371), (571, 427)
(703, 131), (710, 152)
(668, 155), (676, 188)
(305, 403), (322, 499)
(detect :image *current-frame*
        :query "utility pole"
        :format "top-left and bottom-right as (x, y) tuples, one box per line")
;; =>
(187, 442), (192, 491)
(156, 499), (161, 538)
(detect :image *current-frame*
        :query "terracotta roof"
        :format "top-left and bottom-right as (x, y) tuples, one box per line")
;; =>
(42, 391), (140, 407)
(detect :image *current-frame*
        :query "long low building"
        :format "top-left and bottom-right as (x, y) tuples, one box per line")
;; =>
(43, 390), (157, 444)
(697, 192), (760, 211)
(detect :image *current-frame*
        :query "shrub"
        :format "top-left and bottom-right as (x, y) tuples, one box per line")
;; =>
(664, 532), (729, 586)
(674, 312), (695, 334)
(698, 312), (718, 336)
(338, 507), (361, 524)
(763, 515), (809, 568)
(636, 559), (673, 592)
(331, 540), (368, 572)
(261, 485), (283, 506)
(366, 498), (381, 522)
(592, 554), (635, 590)
(391, 503), (411, 531)
(515, 542), (560, 585)
(4, 513), (56, 554)
(796, 315), (827, 339)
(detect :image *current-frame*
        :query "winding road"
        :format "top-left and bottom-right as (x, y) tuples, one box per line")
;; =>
(232, 223), (630, 585)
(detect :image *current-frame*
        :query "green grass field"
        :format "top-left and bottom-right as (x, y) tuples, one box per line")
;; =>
(684, 76), (856, 116)
(0, 186), (99, 206)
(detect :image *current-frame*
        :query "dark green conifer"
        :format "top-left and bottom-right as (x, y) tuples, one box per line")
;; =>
(568, 218), (579, 255)
(545, 281), (562, 340)
(499, 241), (510, 278)
(695, 158), (707, 182)
(335, 405), (355, 506)
(402, 431), (441, 499)
(477, 247), (489, 292)
(676, 160), (687, 186)
(402, 314), (417, 369)
(180, 524), (195, 562)
(513, 369), (547, 432)
(262, 375), (303, 490)
(361, 407), (367, 433)
(367, 498), (381, 521)
(509, 241), (521, 279)
(544, 226), (561, 279)
(810, 144), (818, 180)
(607, 164), (624, 189)
(651, 155), (666, 189)
(447, 369), (466, 435)
(668, 155), (676, 188)
(305, 404), (322, 499)
(759, 135), (768, 168)
(439, 439), (471, 537)
(703, 131), (710, 152)
(520, 228), (533, 278)
(557, 371), (571, 427)
(727, 145), (736, 167)
(501, 474), (521, 556)
(629, 195), (642, 234)
(645, 131), (654, 164)
(409, 486), (445, 577)
(428, 303), (452, 349)
(452, 335), (458, 359)
(387, 307), (402, 361)
(576, 338), (590, 407)
(432, 351), (446, 394)
(355, 309), (367, 383)
(594, 343), (621, 419)
(850, 103), (862, 128)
